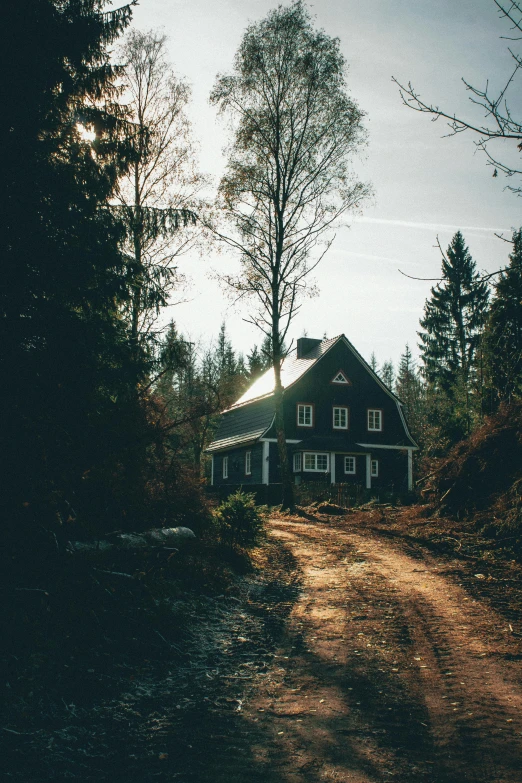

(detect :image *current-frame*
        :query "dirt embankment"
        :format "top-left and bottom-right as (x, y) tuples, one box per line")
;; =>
(3, 507), (522, 782)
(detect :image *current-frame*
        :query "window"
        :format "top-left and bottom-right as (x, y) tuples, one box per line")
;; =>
(297, 403), (313, 427)
(333, 406), (348, 430)
(245, 451), (251, 475)
(367, 409), (382, 431)
(303, 452), (329, 471)
(371, 459), (379, 477)
(344, 456), (356, 474)
(331, 370), (350, 384)
(223, 455), (228, 479)
(293, 452), (302, 472)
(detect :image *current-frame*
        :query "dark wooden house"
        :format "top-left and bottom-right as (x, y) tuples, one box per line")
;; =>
(207, 335), (418, 492)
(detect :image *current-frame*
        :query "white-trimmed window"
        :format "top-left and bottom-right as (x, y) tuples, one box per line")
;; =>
(223, 455), (229, 479)
(331, 370), (350, 384)
(245, 451), (251, 475)
(333, 406), (348, 430)
(303, 452), (329, 472)
(297, 403), (313, 427)
(367, 409), (382, 431)
(344, 456), (356, 474)
(293, 452), (302, 472)
(371, 459), (379, 477)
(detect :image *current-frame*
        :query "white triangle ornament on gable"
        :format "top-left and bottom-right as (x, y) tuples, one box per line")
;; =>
(331, 370), (350, 385)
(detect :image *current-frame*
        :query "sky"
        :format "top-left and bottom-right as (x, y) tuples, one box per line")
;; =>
(129, 0), (522, 369)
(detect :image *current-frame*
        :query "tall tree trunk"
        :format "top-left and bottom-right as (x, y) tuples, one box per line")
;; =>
(131, 162), (142, 356)
(273, 362), (294, 510)
(272, 299), (294, 511)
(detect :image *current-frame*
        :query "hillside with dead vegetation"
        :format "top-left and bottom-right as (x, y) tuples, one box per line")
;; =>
(422, 401), (522, 540)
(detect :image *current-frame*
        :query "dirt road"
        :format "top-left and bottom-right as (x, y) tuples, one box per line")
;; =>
(246, 516), (522, 783)
(7, 510), (522, 782)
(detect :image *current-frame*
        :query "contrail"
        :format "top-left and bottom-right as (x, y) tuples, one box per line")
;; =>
(351, 216), (512, 234)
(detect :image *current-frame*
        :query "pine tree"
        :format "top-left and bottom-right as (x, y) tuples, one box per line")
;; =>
(395, 345), (424, 442)
(484, 229), (522, 404)
(247, 346), (265, 380)
(247, 334), (276, 381)
(381, 360), (395, 389)
(1, 0), (141, 535)
(369, 352), (379, 374)
(418, 231), (489, 438)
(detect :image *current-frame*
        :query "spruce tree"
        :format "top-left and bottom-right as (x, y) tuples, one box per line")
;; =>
(484, 229), (522, 404)
(395, 344), (424, 442)
(369, 352), (379, 374)
(381, 360), (395, 390)
(419, 232), (489, 393)
(1, 1), (140, 536)
(247, 346), (266, 380)
(418, 231), (489, 439)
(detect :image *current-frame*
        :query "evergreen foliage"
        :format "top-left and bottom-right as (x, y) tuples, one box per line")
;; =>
(484, 229), (522, 404)
(247, 334), (277, 380)
(418, 231), (489, 442)
(419, 232), (489, 394)
(381, 360), (395, 390)
(154, 322), (251, 475)
(395, 344), (424, 442)
(1, 0), (145, 539)
(214, 490), (264, 549)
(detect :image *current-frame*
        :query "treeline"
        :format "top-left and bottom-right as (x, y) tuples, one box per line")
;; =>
(370, 230), (522, 468)
(2, 0), (521, 555)
(153, 322), (271, 474)
(1, 1), (276, 563)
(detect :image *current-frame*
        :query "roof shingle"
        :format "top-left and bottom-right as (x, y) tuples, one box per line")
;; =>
(206, 396), (274, 452)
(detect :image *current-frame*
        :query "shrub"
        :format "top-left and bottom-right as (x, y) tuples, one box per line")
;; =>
(215, 490), (264, 549)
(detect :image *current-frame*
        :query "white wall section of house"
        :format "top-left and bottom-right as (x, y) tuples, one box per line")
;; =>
(366, 454), (371, 489)
(262, 441), (269, 485)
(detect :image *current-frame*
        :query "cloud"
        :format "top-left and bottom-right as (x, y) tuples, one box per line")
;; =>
(351, 216), (512, 234)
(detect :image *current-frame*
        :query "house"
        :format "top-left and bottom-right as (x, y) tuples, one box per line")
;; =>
(207, 335), (418, 492)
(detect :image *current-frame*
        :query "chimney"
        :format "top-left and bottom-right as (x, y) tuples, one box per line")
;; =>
(296, 337), (322, 359)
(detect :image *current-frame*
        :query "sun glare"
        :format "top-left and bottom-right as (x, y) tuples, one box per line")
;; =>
(77, 123), (96, 142)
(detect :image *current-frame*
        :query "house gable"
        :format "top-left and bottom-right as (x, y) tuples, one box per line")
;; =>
(207, 334), (417, 491)
(262, 336), (417, 449)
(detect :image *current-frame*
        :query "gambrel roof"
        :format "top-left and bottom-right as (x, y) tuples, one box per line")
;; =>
(230, 335), (341, 410)
(229, 334), (403, 409)
(207, 334), (417, 453)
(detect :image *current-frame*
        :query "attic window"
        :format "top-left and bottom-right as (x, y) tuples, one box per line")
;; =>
(297, 403), (313, 427)
(367, 409), (382, 431)
(331, 370), (350, 384)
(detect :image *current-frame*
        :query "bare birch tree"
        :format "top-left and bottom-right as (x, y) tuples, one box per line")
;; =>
(115, 29), (206, 350)
(210, 1), (370, 508)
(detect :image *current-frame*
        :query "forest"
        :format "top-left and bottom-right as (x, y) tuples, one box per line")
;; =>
(2, 1), (522, 781)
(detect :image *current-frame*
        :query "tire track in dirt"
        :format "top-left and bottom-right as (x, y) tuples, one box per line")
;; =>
(243, 517), (522, 783)
(10, 514), (522, 783)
